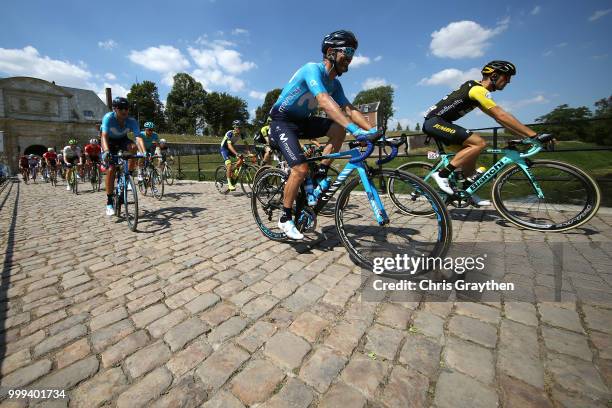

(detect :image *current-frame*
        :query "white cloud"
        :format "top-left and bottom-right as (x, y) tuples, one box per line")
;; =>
(531, 5), (541, 15)
(232, 28), (249, 36)
(592, 54), (609, 60)
(589, 9), (612, 21)
(249, 108), (256, 119)
(499, 95), (549, 111)
(429, 20), (508, 58)
(187, 43), (256, 92)
(96, 82), (130, 102)
(418, 68), (481, 88)
(192, 68), (245, 92)
(542, 50), (554, 57)
(98, 40), (117, 50)
(556, 42), (568, 48)
(128, 45), (190, 73)
(0, 46), (92, 88)
(249, 90), (266, 100)
(362, 77), (388, 90)
(104, 72), (116, 81)
(350, 54), (371, 68)
(374, 55), (383, 62)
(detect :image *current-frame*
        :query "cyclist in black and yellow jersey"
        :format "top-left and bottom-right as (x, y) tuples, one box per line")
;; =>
(423, 60), (539, 205)
(254, 117), (272, 165)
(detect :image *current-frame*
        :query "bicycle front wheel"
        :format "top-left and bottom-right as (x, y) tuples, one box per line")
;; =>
(335, 169), (452, 277)
(150, 168), (164, 200)
(240, 165), (257, 197)
(492, 160), (601, 232)
(388, 162), (437, 216)
(215, 165), (228, 193)
(164, 164), (175, 185)
(124, 176), (139, 231)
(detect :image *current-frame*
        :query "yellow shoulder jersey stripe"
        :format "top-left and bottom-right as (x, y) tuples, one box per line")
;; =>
(468, 85), (496, 110)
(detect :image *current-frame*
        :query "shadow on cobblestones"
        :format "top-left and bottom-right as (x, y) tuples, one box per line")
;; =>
(163, 191), (203, 201)
(0, 181), (18, 364)
(138, 206), (206, 232)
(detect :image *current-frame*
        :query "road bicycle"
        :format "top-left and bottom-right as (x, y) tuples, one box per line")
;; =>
(215, 154), (258, 196)
(391, 134), (601, 232)
(48, 165), (58, 187)
(108, 151), (139, 231)
(160, 156), (175, 186)
(251, 134), (452, 277)
(137, 155), (164, 200)
(66, 163), (78, 195)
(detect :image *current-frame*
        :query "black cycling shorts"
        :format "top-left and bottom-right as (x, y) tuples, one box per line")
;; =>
(108, 137), (134, 154)
(423, 116), (472, 146)
(269, 117), (333, 167)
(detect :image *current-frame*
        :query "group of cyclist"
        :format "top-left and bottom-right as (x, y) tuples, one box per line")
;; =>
(18, 97), (171, 215)
(215, 29), (542, 240)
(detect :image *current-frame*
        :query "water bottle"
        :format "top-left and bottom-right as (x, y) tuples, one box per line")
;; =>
(313, 177), (331, 200)
(305, 177), (316, 206)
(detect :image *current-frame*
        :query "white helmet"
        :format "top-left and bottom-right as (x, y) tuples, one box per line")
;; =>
(90, 138), (97, 144)
(159, 139), (167, 144)
(48, 147), (54, 152)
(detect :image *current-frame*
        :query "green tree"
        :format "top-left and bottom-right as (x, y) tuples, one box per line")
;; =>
(395, 122), (403, 131)
(253, 88), (281, 128)
(127, 80), (166, 130)
(352, 86), (395, 132)
(591, 95), (612, 145)
(203, 92), (249, 136)
(165, 73), (207, 134)
(534, 104), (593, 141)
(414, 122), (421, 132)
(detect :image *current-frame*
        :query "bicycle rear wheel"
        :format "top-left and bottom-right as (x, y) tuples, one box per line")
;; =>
(492, 160), (601, 232)
(150, 168), (164, 200)
(124, 176), (139, 231)
(335, 169), (452, 278)
(251, 168), (290, 241)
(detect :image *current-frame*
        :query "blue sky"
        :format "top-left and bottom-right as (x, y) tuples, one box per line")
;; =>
(1, 0), (611, 130)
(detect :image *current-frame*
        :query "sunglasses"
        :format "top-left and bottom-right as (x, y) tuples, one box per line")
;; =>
(334, 47), (355, 58)
(116, 106), (129, 111)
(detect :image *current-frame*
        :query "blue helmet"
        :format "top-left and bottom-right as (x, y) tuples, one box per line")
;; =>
(144, 122), (155, 129)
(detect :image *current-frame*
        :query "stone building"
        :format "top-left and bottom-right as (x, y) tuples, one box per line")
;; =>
(0, 76), (108, 173)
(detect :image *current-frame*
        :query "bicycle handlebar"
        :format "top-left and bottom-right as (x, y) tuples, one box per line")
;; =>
(347, 134), (407, 164)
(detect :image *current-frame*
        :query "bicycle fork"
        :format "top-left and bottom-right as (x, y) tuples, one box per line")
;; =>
(356, 165), (389, 226)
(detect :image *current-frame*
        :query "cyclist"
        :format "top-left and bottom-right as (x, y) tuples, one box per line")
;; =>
(423, 60), (538, 206)
(269, 30), (377, 239)
(63, 139), (82, 190)
(84, 138), (102, 177)
(19, 154), (29, 182)
(220, 120), (251, 191)
(39, 153), (48, 181)
(254, 117), (273, 165)
(155, 138), (171, 166)
(100, 97), (141, 216)
(43, 148), (59, 180)
(135, 121), (159, 181)
(28, 154), (39, 182)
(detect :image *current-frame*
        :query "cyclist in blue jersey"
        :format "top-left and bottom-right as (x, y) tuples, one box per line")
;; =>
(220, 120), (251, 191)
(101, 97), (142, 216)
(136, 121), (159, 181)
(269, 30), (377, 239)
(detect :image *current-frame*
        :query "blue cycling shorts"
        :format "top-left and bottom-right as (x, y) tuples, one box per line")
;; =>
(269, 116), (332, 167)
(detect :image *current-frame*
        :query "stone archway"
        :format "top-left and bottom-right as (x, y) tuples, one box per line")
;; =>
(23, 144), (47, 157)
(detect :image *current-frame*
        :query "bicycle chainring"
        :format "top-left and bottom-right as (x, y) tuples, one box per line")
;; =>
(296, 207), (317, 233)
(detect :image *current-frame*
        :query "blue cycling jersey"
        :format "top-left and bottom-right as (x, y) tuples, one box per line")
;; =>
(137, 131), (159, 151)
(270, 62), (350, 120)
(101, 112), (140, 140)
(220, 130), (245, 150)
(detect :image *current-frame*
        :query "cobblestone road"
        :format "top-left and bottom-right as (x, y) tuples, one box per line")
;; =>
(0, 177), (611, 407)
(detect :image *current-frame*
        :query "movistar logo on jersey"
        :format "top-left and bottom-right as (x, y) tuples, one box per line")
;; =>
(310, 80), (318, 87)
(279, 133), (287, 142)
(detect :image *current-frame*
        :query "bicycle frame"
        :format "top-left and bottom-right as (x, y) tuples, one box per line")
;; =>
(424, 139), (547, 199)
(305, 148), (389, 225)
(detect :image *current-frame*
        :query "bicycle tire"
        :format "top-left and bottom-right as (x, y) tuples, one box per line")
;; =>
(492, 160), (601, 232)
(124, 175), (139, 231)
(151, 168), (164, 200)
(388, 162), (437, 216)
(335, 168), (452, 278)
(240, 164), (257, 197)
(164, 164), (175, 185)
(251, 167), (290, 241)
(215, 165), (228, 193)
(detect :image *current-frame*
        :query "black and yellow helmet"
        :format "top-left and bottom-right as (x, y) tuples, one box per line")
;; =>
(482, 60), (516, 76)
